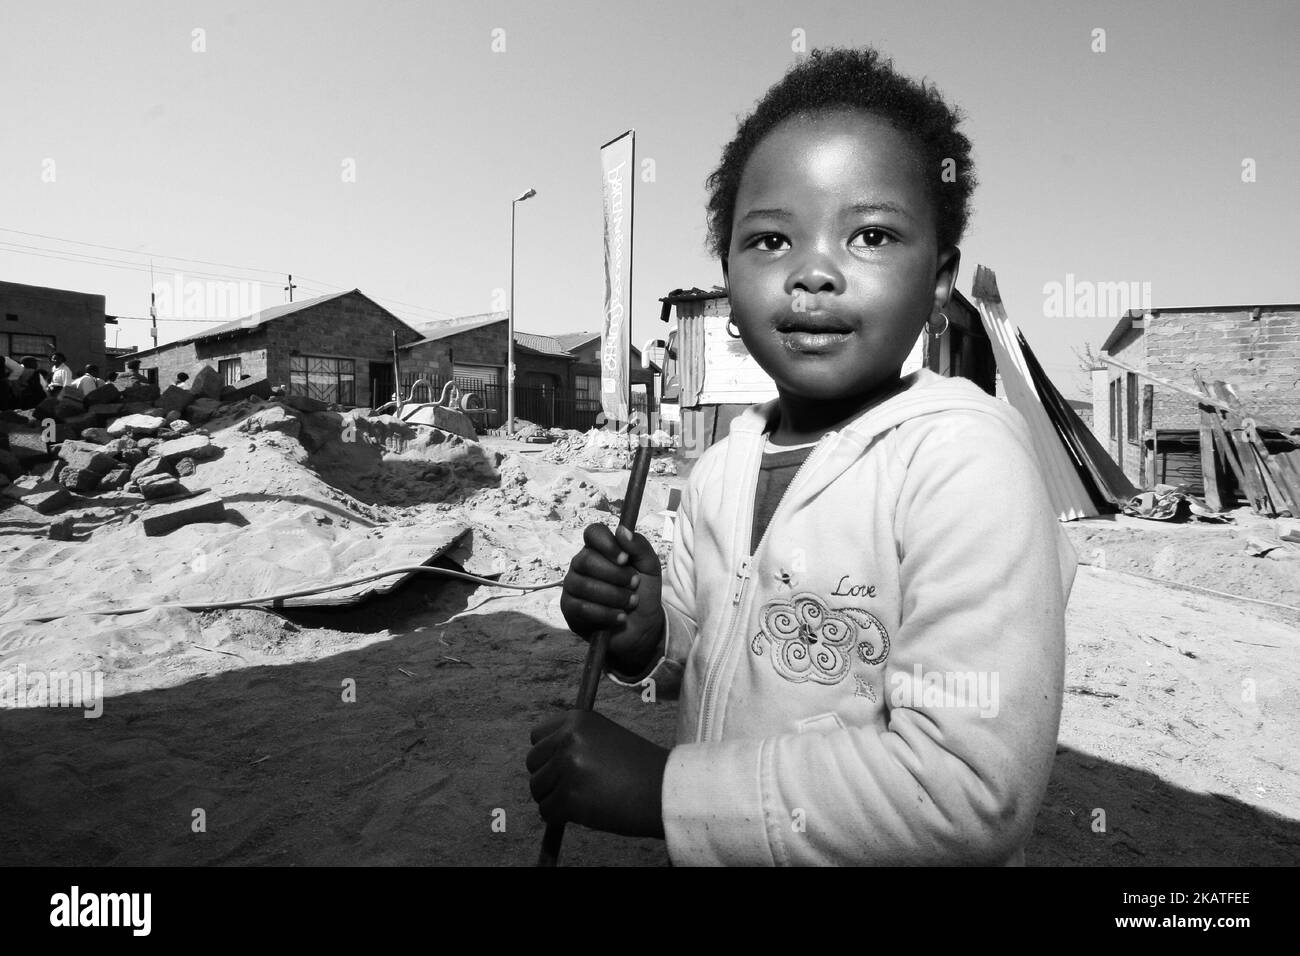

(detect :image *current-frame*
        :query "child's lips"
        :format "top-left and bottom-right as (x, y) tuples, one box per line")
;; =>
(777, 326), (854, 353)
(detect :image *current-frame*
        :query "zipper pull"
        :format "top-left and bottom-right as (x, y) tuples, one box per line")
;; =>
(732, 558), (751, 605)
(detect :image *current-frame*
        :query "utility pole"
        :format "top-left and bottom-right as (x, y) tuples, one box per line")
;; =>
(284, 274), (297, 303)
(508, 188), (537, 435)
(149, 259), (158, 346)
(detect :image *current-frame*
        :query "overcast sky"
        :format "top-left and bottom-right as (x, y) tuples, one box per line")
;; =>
(2, 0), (1296, 399)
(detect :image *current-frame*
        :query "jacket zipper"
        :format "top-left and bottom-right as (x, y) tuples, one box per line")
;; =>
(696, 433), (832, 742)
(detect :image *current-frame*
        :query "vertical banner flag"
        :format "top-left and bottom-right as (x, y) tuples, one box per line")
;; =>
(600, 130), (634, 425)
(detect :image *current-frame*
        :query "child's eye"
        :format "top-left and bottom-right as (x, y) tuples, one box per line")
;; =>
(752, 234), (790, 252)
(852, 228), (893, 248)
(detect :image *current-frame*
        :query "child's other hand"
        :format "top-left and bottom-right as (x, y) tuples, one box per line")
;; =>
(560, 523), (665, 674)
(526, 711), (667, 838)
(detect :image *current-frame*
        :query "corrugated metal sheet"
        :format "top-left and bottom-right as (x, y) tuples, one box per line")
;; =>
(971, 266), (1099, 521)
(698, 314), (779, 405)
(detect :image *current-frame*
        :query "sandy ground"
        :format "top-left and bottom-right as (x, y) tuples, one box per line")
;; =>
(1, 406), (1298, 866)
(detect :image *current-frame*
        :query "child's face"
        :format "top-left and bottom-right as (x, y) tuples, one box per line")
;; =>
(724, 109), (958, 405)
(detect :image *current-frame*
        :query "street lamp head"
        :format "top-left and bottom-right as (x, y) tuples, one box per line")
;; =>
(515, 188), (537, 202)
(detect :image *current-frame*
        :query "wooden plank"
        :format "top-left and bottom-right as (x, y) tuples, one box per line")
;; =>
(1208, 380), (1271, 513)
(1196, 401), (1225, 511)
(1275, 451), (1300, 507)
(1242, 428), (1298, 515)
(1105, 356), (1234, 411)
(1191, 370), (1251, 509)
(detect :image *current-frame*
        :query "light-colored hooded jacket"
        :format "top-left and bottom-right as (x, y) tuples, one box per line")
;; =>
(623, 367), (1076, 866)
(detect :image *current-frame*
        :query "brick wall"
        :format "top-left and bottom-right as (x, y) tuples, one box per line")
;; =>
(0, 281), (107, 375)
(128, 292), (422, 406)
(258, 294), (421, 407)
(1145, 308), (1300, 429)
(402, 320), (509, 382)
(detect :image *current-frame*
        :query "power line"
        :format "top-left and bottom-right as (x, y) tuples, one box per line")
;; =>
(0, 241), (283, 288)
(1, 225), (463, 323)
(0, 226), (286, 279)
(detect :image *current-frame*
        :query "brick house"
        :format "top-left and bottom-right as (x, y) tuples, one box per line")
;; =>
(1094, 303), (1300, 490)
(554, 331), (659, 418)
(122, 289), (423, 408)
(399, 314), (655, 429)
(399, 313), (571, 390)
(1, 279), (114, 375)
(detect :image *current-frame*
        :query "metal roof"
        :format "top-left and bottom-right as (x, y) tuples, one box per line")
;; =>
(128, 289), (394, 357)
(514, 331), (571, 355)
(1102, 303), (1300, 353)
(400, 314), (506, 347)
(554, 331), (601, 352)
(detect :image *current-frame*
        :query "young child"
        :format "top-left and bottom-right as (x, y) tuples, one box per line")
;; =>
(527, 47), (1076, 865)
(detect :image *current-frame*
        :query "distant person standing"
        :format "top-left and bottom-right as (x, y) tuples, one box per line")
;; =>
(48, 352), (73, 396)
(116, 358), (145, 390)
(71, 364), (103, 396)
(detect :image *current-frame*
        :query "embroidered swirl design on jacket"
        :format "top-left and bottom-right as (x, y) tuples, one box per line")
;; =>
(750, 592), (891, 685)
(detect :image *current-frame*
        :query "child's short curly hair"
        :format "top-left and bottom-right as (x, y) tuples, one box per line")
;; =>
(705, 47), (976, 260)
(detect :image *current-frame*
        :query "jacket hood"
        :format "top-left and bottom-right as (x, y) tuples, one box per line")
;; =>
(728, 368), (1017, 442)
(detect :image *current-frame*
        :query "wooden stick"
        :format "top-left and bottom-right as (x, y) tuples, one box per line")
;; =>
(1191, 371), (1249, 509)
(538, 442), (655, 867)
(1209, 380), (1270, 513)
(1196, 400), (1224, 511)
(1104, 356), (1234, 411)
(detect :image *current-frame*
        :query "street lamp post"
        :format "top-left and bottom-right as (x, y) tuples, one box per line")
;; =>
(508, 187), (537, 435)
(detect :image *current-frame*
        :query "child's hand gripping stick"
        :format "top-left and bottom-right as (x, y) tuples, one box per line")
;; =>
(537, 440), (654, 867)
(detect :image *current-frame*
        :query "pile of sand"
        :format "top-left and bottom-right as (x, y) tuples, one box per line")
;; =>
(540, 428), (677, 474)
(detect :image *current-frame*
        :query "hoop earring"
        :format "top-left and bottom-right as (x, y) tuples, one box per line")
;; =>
(726, 317), (743, 339)
(927, 312), (949, 338)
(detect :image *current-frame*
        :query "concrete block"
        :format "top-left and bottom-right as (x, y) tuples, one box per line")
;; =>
(223, 376), (272, 402)
(57, 440), (118, 475)
(156, 435), (217, 469)
(107, 414), (167, 438)
(130, 457), (172, 482)
(2, 480), (72, 514)
(58, 466), (100, 492)
(79, 428), (112, 445)
(141, 492), (225, 536)
(138, 474), (184, 499)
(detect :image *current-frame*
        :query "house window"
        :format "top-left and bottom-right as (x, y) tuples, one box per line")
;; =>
(218, 358), (242, 386)
(574, 374), (600, 399)
(5, 313), (17, 322)
(1109, 378), (1120, 441)
(1125, 372), (1138, 443)
(289, 355), (355, 405)
(6, 332), (57, 359)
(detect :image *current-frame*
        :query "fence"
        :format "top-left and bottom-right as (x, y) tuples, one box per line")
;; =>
(396, 372), (648, 432)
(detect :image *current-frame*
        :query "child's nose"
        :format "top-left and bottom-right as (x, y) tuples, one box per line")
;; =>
(784, 249), (844, 297)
